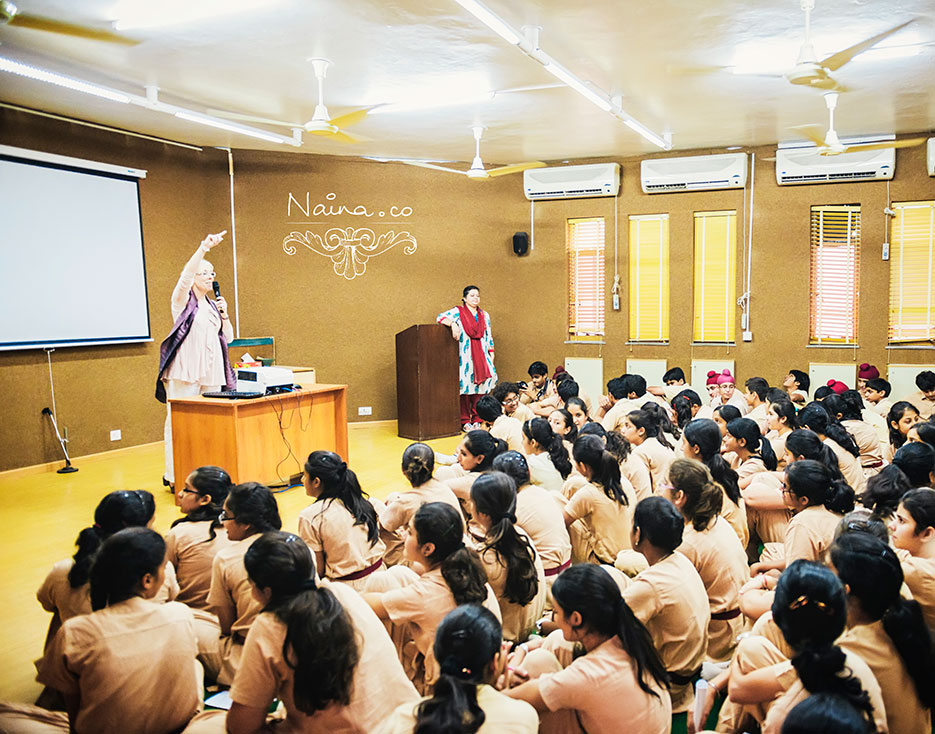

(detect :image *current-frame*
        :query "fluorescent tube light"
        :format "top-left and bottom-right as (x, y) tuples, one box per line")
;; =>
(453, 0), (522, 45)
(623, 118), (669, 149)
(174, 111), (289, 144)
(543, 61), (612, 112)
(0, 57), (131, 103)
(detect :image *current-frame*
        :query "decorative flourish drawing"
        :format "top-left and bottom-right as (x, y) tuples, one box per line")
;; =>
(282, 227), (418, 280)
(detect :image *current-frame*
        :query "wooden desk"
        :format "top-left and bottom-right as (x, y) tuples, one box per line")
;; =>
(170, 384), (347, 485)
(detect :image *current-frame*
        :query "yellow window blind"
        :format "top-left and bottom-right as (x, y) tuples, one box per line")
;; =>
(567, 217), (605, 339)
(809, 205), (860, 345)
(693, 210), (737, 342)
(889, 201), (935, 343)
(628, 214), (669, 342)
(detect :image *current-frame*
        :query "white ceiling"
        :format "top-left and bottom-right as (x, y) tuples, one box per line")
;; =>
(1, 0), (933, 165)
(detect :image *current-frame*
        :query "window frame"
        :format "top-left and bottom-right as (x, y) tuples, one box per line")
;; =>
(809, 204), (861, 346)
(566, 216), (606, 341)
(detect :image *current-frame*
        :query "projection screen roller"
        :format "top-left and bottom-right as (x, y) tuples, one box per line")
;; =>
(0, 145), (150, 351)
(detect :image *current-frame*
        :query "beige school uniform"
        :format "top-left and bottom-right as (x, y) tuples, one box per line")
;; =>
(379, 478), (464, 565)
(762, 648), (887, 734)
(386, 685), (538, 734)
(228, 581), (418, 734)
(824, 437), (866, 493)
(537, 635), (672, 734)
(510, 401), (536, 424)
(678, 517), (748, 661)
(895, 550), (935, 632)
(525, 451), (565, 495)
(297, 497), (386, 588)
(515, 483), (572, 573)
(623, 551), (710, 713)
(632, 436), (675, 492)
(381, 567), (501, 690)
(747, 402), (769, 433)
(444, 470), (482, 502)
(742, 472), (792, 550)
(767, 430), (791, 470)
(840, 620), (931, 734)
(720, 494), (751, 549)
(622, 452), (653, 501)
(869, 397), (893, 417)
(600, 399), (632, 433)
(736, 455), (768, 483)
(863, 408), (889, 445)
(165, 521), (233, 609)
(490, 414), (524, 452)
(564, 480), (636, 564)
(842, 419), (885, 475)
(36, 598), (201, 734)
(784, 505), (841, 564)
(908, 390), (935, 419)
(433, 461), (466, 482)
(476, 528), (547, 642)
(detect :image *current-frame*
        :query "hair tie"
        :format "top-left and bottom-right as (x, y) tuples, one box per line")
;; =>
(93, 523), (102, 530)
(440, 655), (472, 678)
(788, 594), (833, 615)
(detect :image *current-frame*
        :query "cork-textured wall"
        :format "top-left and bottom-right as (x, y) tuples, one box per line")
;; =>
(1, 105), (933, 471)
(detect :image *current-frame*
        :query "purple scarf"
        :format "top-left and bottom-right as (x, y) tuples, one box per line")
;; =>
(155, 291), (235, 403)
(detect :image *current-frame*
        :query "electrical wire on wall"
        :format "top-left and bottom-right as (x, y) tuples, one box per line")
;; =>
(737, 152), (755, 340)
(224, 148), (242, 339)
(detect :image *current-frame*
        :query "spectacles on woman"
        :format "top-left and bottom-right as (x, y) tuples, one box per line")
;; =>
(218, 510), (236, 522)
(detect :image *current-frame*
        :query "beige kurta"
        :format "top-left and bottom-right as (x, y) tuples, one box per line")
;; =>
(678, 517), (748, 661)
(784, 505), (842, 564)
(386, 684), (539, 734)
(824, 437), (866, 494)
(622, 452), (653, 501)
(742, 472), (791, 546)
(207, 533), (263, 639)
(525, 451), (565, 495)
(600, 398), (634, 433)
(720, 493), (751, 549)
(907, 390), (935, 419)
(297, 497), (386, 581)
(165, 521), (233, 609)
(767, 430), (791, 470)
(510, 402), (536, 424)
(632, 436), (675, 492)
(564, 480), (636, 564)
(379, 478), (464, 565)
(623, 551), (710, 713)
(381, 567), (501, 689)
(842, 419), (885, 473)
(515, 483), (572, 572)
(895, 549), (935, 632)
(491, 414), (524, 452)
(229, 581), (418, 734)
(736, 455), (768, 482)
(537, 636), (672, 734)
(37, 597), (201, 734)
(746, 403), (769, 433)
(840, 620), (931, 734)
(475, 528), (547, 642)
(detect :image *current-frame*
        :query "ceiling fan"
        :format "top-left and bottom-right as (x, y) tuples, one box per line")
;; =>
(788, 92), (928, 156)
(210, 59), (376, 143)
(782, 0), (915, 92)
(0, 0), (137, 45)
(391, 126), (545, 180)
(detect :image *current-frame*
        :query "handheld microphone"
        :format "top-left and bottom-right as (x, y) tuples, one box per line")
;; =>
(212, 281), (221, 299)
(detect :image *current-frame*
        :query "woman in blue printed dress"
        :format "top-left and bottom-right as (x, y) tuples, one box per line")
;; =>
(437, 285), (497, 430)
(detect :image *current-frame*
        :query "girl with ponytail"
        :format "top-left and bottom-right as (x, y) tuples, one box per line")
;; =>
(886, 400), (921, 460)
(831, 532), (935, 734)
(798, 402), (865, 493)
(889, 489), (935, 632)
(563, 434), (637, 564)
(759, 560), (885, 734)
(521, 417), (571, 494)
(671, 388), (710, 431)
(605, 428), (653, 501)
(470, 472), (546, 642)
(387, 605), (538, 734)
(38, 490), (175, 654)
(504, 564), (671, 733)
(365, 502), (500, 692)
(724, 417), (778, 489)
(548, 408), (578, 454)
(379, 443), (465, 566)
(623, 408), (676, 492)
(297, 450), (393, 591)
(438, 429), (508, 500)
(765, 398), (798, 469)
(892, 441), (935, 488)
(25, 528), (203, 734)
(660, 458), (748, 660)
(682, 418), (750, 548)
(491, 451), (571, 584)
(165, 465), (233, 609)
(834, 390), (885, 477)
(211, 531), (418, 733)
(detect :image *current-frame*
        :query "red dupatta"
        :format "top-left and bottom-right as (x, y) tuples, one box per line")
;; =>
(457, 305), (491, 384)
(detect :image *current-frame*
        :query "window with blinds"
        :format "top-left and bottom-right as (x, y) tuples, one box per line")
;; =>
(809, 205), (860, 345)
(567, 217), (605, 339)
(693, 210), (737, 342)
(889, 201), (935, 343)
(628, 214), (669, 342)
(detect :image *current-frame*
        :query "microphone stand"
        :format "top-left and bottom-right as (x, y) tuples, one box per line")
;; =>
(42, 407), (78, 473)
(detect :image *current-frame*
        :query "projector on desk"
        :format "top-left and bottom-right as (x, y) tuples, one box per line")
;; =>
(236, 366), (296, 394)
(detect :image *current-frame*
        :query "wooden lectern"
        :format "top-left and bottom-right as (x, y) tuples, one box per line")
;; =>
(396, 324), (460, 440)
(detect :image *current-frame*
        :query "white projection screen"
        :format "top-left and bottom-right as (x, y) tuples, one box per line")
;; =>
(0, 145), (150, 351)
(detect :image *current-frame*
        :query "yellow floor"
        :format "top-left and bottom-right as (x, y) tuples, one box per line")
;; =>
(0, 422), (461, 703)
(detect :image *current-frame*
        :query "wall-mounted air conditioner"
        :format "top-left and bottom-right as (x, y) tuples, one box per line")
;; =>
(640, 153), (747, 194)
(927, 138), (934, 177)
(775, 145), (895, 185)
(523, 163), (620, 200)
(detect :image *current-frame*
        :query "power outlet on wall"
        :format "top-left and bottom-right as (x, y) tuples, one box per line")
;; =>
(358, 406), (372, 416)
(110, 429), (121, 441)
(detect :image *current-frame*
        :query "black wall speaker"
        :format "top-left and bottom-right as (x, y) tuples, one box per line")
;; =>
(513, 232), (529, 256)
